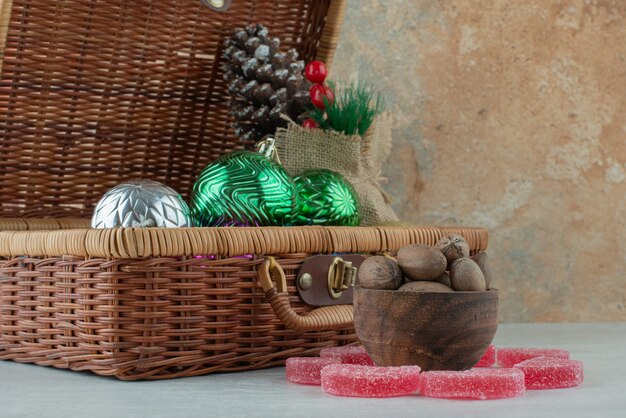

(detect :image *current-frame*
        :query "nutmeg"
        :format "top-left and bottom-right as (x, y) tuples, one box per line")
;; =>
(358, 256), (403, 290)
(435, 234), (470, 265)
(449, 258), (486, 291)
(397, 244), (447, 281)
(471, 252), (492, 289)
(399, 281), (454, 292)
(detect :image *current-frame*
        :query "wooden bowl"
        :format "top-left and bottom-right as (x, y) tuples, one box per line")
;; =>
(353, 287), (499, 371)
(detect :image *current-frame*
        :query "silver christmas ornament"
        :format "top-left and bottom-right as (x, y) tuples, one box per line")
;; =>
(91, 179), (192, 228)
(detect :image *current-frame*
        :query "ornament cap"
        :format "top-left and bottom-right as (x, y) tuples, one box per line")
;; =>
(256, 137), (282, 165)
(200, 0), (231, 12)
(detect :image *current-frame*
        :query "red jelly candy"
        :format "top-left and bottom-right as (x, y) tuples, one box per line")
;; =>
(321, 364), (421, 398)
(475, 344), (496, 367)
(319, 346), (374, 366)
(286, 357), (341, 385)
(498, 347), (570, 368)
(418, 368), (525, 400)
(514, 357), (583, 389)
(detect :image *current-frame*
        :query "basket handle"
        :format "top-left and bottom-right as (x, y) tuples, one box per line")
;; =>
(257, 256), (353, 332)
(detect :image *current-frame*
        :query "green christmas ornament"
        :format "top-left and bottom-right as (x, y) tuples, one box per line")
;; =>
(191, 138), (300, 226)
(293, 169), (360, 226)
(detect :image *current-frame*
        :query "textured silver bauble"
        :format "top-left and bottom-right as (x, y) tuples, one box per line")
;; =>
(91, 179), (192, 228)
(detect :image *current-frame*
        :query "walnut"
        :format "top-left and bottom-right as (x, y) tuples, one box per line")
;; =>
(435, 234), (470, 265)
(397, 244), (447, 281)
(358, 256), (403, 290)
(450, 258), (486, 291)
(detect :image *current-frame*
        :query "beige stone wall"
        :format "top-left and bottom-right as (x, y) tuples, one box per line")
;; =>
(332, 0), (626, 322)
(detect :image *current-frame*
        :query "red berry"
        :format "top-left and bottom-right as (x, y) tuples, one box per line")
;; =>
(323, 84), (335, 105)
(302, 118), (319, 129)
(310, 84), (326, 109)
(305, 61), (328, 84)
(310, 84), (335, 109)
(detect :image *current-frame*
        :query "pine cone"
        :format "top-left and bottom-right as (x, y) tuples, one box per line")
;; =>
(223, 24), (311, 146)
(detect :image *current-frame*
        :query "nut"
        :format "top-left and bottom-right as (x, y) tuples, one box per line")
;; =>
(399, 281), (454, 292)
(449, 258), (486, 291)
(397, 244), (447, 281)
(471, 252), (492, 289)
(435, 234), (470, 266)
(358, 256), (403, 290)
(434, 272), (452, 287)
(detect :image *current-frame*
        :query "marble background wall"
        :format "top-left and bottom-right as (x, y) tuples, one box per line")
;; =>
(332, 0), (626, 322)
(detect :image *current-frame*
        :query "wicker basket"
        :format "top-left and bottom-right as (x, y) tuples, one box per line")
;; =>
(0, 223), (487, 380)
(0, 0), (489, 380)
(0, 0), (345, 215)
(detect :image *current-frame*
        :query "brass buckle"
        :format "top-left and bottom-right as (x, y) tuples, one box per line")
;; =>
(327, 257), (357, 300)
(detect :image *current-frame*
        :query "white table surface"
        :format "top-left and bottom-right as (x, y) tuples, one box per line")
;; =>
(1, 323), (624, 418)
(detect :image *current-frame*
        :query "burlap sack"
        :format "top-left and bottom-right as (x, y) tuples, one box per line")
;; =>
(275, 113), (398, 226)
